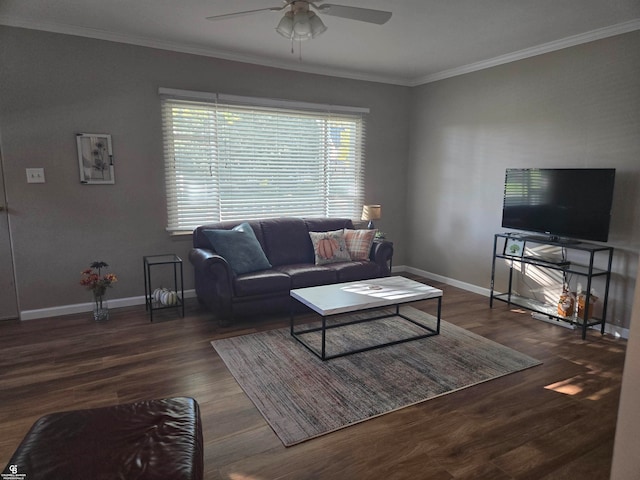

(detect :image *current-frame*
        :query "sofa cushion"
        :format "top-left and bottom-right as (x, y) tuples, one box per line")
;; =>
(304, 218), (353, 232)
(344, 229), (377, 261)
(203, 223), (272, 275)
(233, 270), (291, 297)
(274, 264), (338, 289)
(309, 230), (351, 265)
(261, 218), (314, 266)
(330, 260), (381, 283)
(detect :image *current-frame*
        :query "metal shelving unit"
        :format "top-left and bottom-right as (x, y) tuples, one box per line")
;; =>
(143, 254), (185, 322)
(490, 233), (614, 339)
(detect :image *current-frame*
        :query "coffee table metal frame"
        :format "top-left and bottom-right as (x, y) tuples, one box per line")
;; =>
(290, 277), (442, 361)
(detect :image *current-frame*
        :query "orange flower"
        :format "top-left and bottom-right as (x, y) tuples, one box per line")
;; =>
(80, 261), (117, 308)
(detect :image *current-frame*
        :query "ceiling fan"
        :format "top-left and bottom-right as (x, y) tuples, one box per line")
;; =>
(206, 1), (392, 42)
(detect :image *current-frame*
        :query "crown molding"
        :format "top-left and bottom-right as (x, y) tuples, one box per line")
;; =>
(411, 18), (640, 86)
(0, 15), (410, 86)
(1, 15), (638, 87)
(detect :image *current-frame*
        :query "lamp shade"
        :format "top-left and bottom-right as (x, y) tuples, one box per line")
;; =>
(276, 12), (294, 38)
(308, 12), (327, 38)
(361, 204), (381, 229)
(292, 11), (312, 40)
(276, 10), (326, 41)
(361, 204), (381, 221)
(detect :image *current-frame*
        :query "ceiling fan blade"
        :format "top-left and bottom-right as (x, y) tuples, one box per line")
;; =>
(315, 4), (392, 25)
(206, 5), (286, 22)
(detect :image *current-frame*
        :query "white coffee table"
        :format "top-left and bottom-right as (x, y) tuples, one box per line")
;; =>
(290, 276), (443, 360)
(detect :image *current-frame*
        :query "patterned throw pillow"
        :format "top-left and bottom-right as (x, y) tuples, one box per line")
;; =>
(309, 229), (352, 265)
(343, 229), (377, 261)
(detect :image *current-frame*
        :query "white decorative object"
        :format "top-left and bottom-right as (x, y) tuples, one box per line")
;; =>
(152, 287), (178, 306)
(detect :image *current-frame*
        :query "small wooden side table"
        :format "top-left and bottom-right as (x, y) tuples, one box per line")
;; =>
(143, 254), (184, 322)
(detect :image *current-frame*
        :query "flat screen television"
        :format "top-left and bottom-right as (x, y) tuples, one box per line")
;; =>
(501, 168), (616, 243)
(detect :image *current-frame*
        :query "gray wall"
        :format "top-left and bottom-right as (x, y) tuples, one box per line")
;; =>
(0, 26), (410, 312)
(1, 25), (638, 330)
(407, 31), (640, 330)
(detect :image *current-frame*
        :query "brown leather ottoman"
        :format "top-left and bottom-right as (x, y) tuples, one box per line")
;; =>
(2, 397), (203, 480)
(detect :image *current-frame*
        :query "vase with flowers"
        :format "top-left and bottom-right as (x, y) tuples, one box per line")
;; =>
(80, 261), (117, 322)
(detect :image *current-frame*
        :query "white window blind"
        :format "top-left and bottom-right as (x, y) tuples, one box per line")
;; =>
(160, 90), (367, 233)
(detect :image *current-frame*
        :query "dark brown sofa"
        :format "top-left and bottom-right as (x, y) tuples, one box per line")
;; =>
(189, 217), (394, 323)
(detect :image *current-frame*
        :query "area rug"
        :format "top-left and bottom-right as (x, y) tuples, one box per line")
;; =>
(211, 306), (541, 446)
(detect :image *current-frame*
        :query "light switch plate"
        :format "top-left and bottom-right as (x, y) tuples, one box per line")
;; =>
(26, 168), (45, 183)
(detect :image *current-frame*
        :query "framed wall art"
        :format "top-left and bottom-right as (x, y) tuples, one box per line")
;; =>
(76, 133), (114, 184)
(504, 237), (525, 257)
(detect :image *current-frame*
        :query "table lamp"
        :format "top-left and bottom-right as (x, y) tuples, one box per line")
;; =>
(361, 204), (381, 229)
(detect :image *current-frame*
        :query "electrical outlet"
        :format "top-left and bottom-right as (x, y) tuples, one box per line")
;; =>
(26, 168), (45, 183)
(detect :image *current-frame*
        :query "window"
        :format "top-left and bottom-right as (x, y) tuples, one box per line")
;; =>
(159, 89), (367, 233)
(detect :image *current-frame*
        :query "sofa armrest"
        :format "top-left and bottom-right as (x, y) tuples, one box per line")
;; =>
(189, 248), (235, 316)
(189, 248), (231, 276)
(370, 239), (394, 276)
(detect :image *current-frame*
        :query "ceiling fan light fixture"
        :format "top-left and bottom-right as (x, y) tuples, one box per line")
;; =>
(308, 12), (327, 38)
(292, 10), (312, 40)
(275, 11), (294, 38)
(277, 12), (323, 41)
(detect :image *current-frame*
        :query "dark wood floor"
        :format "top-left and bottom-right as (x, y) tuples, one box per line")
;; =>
(0, 276), (627, 479)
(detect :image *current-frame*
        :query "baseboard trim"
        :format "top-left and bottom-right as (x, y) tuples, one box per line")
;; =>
(20, 290), (197, 321)
(20, 270), (630, 339)
(394, 265), (490, 297)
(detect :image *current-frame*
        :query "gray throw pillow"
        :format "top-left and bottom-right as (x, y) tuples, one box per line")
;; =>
(203, 223), (272, 275)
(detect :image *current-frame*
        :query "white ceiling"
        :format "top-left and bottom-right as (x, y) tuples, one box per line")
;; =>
(1, 0), (639, 86)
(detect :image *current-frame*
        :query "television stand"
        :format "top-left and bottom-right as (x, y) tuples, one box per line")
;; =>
(489, 233), (614, 339)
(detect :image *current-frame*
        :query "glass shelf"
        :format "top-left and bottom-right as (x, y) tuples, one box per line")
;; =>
(492, 293), (602, 329)
(490, 233), (613, 340)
